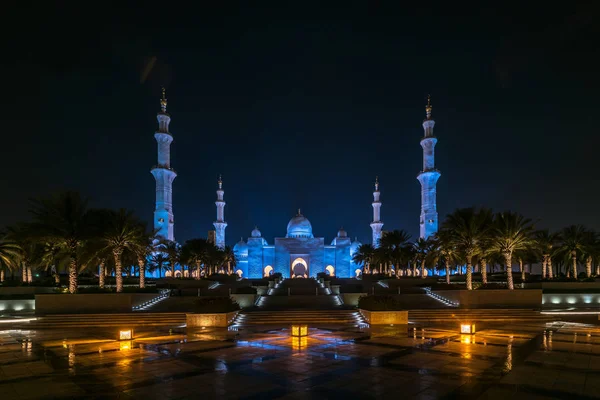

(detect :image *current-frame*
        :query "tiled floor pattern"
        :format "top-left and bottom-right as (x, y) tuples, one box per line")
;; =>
(1, 322), (600, 399)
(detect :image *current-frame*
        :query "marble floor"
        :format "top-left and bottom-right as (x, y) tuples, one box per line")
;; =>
(1, 321), (599, 399)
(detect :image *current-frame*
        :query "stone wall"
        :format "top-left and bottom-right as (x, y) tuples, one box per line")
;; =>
(543, 293), (600, 308)
(35, 293), (161, 314)
(434, 289), (542, 308)
(0, 287), (55, 295)
(186, 311), (238, 328)
(0, 299), (35, 313)
(360, 309), (408, 325)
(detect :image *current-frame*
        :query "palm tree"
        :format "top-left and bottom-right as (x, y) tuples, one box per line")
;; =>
(222, 245), (236, 275)
(559, 225), (587, 279)
(380, 230), (412, 277)
(161, 240), (181, 277)
(433, 230), (457, 284)
(133, 236), (153, 288)
(96, 208), (146, 292)
(149, 252), (168, 278)
(181, 238), (211, 279)
(488, 211), (535, 290)
(442, 208), (491, 290)
(412, 238), (430, 278)
(582, 230), (599, 278)
(28, 192), (90, 293)
(535, 230), (560, 279)
(352, 244), (375, 274)
(0, 232), (21, 283)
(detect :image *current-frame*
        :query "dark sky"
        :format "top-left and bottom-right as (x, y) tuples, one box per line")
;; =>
(3, 2), (599, 245)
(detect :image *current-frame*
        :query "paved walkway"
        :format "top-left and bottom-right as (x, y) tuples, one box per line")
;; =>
(1, 321), (599, 399)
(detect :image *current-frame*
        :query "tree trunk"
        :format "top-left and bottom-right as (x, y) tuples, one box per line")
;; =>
(541, 256), (547, 279)
(22, 262), (27, 282)
(445, 260), (450, 285)
(481, 258), (488, 285)
(113, 250), (123, 293)
(466, 256), (473, 290)
(571, 251), (577, 279)
(27, 266), (32, 283)
(195, 261), (201, 280)
(138, 258), (145, 289)
(412, 262), (416, 277)
(99, 261), (105, 289)
(547, 258), (553, 279)
(586, 256), (592, 278)
(54, 270), (60, 284)
(596, 264), (600, 276)
(0, 269), (4, 282)
(519, 259), (524, 282)
(68, 257), (78, 294)
(505, 252), (514, 290)
(421, 260), (426, 278)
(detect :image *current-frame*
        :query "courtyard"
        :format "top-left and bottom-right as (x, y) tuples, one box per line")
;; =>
(1, 320), (599, 399)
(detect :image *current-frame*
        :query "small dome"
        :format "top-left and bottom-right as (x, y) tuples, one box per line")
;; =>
(337, 227), (347, 238)
(350, 237), (362, 257)
(233, 238), (248, 257)
(251, 227), (261, 238)
(286, 210), (313, 238)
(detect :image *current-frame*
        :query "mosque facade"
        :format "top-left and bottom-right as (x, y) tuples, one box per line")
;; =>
(150, 91), (440, 279)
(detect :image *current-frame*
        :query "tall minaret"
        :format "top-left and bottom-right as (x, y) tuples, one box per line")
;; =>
(370, 177), (383, 247)
(213, 175), (227, 249)
(417, 95), (441, 239)
(151, 88), (177, 241)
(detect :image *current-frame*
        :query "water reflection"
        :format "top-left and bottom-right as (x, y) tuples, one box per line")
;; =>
(503, 335), (513, 373)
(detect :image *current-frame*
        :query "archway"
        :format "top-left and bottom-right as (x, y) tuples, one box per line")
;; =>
(355, 268), (362, 278)
(325, 265), (335, 277)
(174, 270), (182, 278)
(291, 258), (308, 278)
(264, 265), (273, 277)
(235, 269), (243, 278)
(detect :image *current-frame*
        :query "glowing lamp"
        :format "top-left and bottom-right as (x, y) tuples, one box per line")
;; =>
(119, 329), (133, 341)
(291, 325), (308, 337)
(460, 323), (475, 335)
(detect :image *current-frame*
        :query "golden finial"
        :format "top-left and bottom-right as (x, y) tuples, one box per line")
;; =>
(218, 174), (223, 189)
(375, 176), (379, 191)
(160, 87), (167, 113)
(425, 94), (432, 119)
(297, 208), (302, 216)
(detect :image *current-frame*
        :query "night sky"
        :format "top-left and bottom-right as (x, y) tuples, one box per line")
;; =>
(4, 3), (599, 246)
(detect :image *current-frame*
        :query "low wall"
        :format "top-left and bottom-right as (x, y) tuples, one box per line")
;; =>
(434, 289), (542, 308)
(0, 287), (55, 295)
(543, 293), (600, 308)
(360, 309), (408, 325)
(341, 293), (367, 306)
(186, 311), (238, 328)
(542, 282), (600, 291)
(253, 286), (269, 295)
(0, 299), (35, 313)
(35, 293), (160, 314)
(230, 294), (256, 308)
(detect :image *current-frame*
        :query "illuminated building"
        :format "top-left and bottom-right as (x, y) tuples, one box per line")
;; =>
(417, 95), (441, 239)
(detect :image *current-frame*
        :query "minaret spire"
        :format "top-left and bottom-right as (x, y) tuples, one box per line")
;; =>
(417, 95), (441, 239)
(151, 88), (177, 241)
(370, 177), (383, 247)
(214, 175), (227, 249)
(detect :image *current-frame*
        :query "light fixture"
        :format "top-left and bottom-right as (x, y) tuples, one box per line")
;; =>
(291, 325), (308, 337)
(460, 323), (475, 335)
(119, 329), (133, 341)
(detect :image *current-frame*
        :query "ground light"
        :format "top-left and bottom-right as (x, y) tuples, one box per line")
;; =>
(460, 323), (475, 334)
(291, 325), (308, 337)
(119, 329), (133, 341)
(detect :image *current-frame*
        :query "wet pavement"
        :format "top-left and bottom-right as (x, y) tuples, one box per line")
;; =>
(1, 321), (600, 399)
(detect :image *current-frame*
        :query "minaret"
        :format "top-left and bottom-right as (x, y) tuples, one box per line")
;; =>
(417, 95), (441, 239)
(370, 177), (383, 247)
(213, 175), (227, 249)
(151, 88), (177, 241)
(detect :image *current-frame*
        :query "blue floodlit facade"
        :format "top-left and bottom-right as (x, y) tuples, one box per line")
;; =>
(233, 211), (362, 279)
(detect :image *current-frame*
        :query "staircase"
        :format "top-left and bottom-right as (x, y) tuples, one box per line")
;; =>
(12, 313), (186, 330)
(256, 278), (344, 310)
(232, 309), (365, 328)
(408, 309), (556, 323)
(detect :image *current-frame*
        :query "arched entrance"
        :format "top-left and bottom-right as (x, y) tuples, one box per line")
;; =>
(291, 258), (308, 278)
(325, 265), (335, 277)
(263, 265), (273, 277)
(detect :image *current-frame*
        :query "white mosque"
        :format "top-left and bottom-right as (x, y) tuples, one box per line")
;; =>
(149, 91), (440, 279)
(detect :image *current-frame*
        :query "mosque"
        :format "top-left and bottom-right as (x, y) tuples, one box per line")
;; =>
(149, 90), (440, 279)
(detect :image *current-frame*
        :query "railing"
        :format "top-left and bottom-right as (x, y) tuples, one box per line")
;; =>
(132, 289), (170, 311)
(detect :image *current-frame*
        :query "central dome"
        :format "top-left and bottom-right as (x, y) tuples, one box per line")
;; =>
(286, 210), (314, 238)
